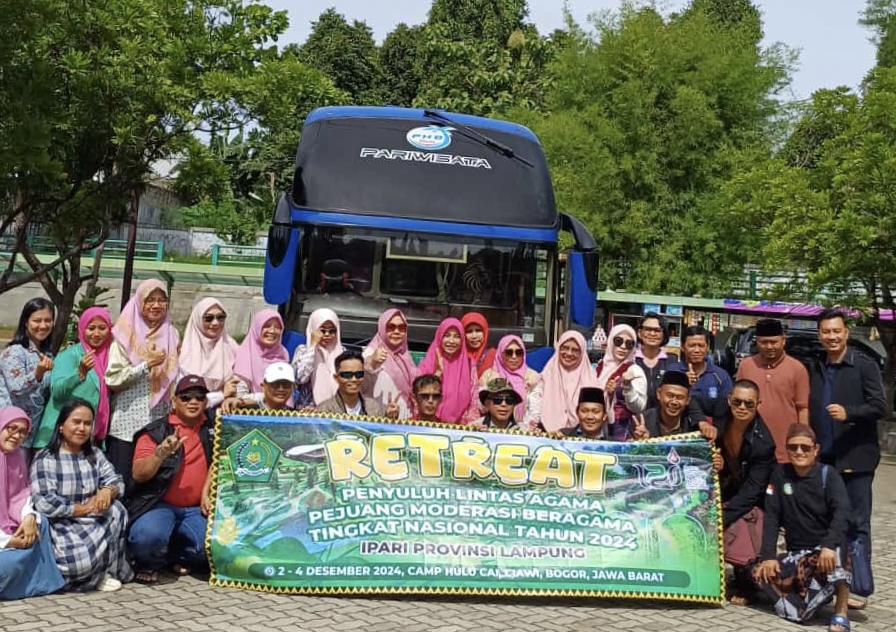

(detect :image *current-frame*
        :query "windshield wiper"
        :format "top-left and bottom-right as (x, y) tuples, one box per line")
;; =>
(423, 109), (534, 168)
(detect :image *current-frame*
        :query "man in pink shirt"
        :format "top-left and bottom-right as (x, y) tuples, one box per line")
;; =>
(736, 319), (810, 462)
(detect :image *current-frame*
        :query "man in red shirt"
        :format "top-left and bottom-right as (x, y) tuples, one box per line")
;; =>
(126, 375), (214, 584)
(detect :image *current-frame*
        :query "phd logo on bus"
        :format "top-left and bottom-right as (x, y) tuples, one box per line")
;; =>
(406, 126), (453, 151)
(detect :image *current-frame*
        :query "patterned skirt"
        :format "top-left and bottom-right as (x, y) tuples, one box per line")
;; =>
(750, 546), (851, 622)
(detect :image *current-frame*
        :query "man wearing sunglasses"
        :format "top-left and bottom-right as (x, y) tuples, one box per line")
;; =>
(316, 350), (399, 418)
(127, 375), (216, 584)
(412, 374), (443, 423)
(472, 378), (522, 430)
(714, 379), (776, 605)
(753, 424), (852, 631)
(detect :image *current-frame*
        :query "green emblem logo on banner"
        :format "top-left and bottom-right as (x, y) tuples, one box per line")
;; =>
(227, 429), (281, 483)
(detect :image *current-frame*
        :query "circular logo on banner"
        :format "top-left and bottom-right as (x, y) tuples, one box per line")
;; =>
(406, 125), (453, 150)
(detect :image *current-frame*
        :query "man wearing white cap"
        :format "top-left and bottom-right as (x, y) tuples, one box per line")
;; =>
(221, 362), (296, 412)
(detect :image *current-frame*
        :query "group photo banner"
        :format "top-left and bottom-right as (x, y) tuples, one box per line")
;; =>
(205, 412), (724, 603)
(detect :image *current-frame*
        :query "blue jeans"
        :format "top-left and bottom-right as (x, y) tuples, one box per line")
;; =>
(128, 503), (207, 571)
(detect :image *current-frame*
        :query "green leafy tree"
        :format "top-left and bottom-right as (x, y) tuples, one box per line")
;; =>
(293, 8), (380, 104)
(379, 23), (424, 107)
(720, 68), (896, 410)
(861, 0), (896, 68)
(512, 3), (791, 294)
(414, 0), (552, 116)
(0, 0), (289, 349)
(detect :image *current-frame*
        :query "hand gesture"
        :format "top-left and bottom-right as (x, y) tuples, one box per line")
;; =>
(826, 404), (847, 422)
(686, 363), (697, 386)
(35, 353), (54, 381)
(621, 367), (635, 389)
(11, 514), (38, 548)
(157, 429), (185, 459)
(310, 328), (324, 347)
(756, 559), (780, 583)
(222, 377), (240, 399)
(78, 349), (96, 379)
(146, 343), (166, 369)
(200, 488), (213, 517)
(712, 451), (724, 473)
(92, 488), (114, 513)
(605, 378), (618, 394)
(817, 547), (837, 574)
(435, 350), (444, 377)
(632, 414), (649, 440)
(698, 420), (718, 441)
(372, 347), (389, 369)
(385, 393), (400, 419)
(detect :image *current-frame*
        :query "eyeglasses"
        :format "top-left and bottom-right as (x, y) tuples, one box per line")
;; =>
(178, 393), (207, 403)
(488, 395), (517, 405)
(786, 443), (815, 454)
(266, 381), (294, 390)
(612, 336), (636, 350)
(145, 298), (168, 306)
(320, 327), (337, 335)
(338, 370), (365, 380)
(2, 425), (28, 437)
(730, 398), (757, 410)
(503, 348), (524, 358)
(416, 393), (443, 401)
(640, 326), (663, 334)
(386, 323), (407, 333)
(203, 313), (227, 323)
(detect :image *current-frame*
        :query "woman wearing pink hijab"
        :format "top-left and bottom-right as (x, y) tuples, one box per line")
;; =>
(363, 309), (417, 419)
(0, 406), (65, 599)
(417, 318), (478, 424)
(595, 324), (648, 441)
(533, 331), (599, 433)
(36, 307), (114, 449)
(105, 279), (180, 485)
(479, 335), (541, 425)
(231, 309), (290, 401)
(179, 298), (239, 408)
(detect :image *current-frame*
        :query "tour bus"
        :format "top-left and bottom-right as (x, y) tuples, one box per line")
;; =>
(263, 106), (598, 354)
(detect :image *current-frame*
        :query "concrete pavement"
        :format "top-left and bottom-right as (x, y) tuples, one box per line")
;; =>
(3, 466), (895, 632)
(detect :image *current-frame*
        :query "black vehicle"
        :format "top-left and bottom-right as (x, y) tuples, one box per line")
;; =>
(718, 327), (886, 377)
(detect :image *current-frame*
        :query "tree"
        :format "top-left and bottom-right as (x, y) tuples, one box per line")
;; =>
(175, 51), (347, 243)
(293, 8), (380, 104)
(861, 0), (896, 68)
(0, 0), (289, 349)
(413, 0), (552, 116)
(511, 3), (791, 294)
(720, 68), (896, 411)
(379, 24), (423, 107)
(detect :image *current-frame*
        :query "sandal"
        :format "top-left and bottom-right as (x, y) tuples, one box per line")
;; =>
(172, 564), (191, 576)
(728, 594), (752, 606)
(134, 570), (159, 585)
(828, 614), (850, 632)
(847, 597), (867, 610)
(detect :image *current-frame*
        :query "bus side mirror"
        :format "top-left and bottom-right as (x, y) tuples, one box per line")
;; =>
(567, 250), (598, 328)
(264, 224), (300, 305)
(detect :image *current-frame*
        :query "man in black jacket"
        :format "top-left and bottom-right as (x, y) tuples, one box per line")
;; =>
(127, 375), (215, 584)
(809, 309), (885, 605)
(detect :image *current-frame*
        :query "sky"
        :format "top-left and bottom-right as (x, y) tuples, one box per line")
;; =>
(267, 0), (878, 100)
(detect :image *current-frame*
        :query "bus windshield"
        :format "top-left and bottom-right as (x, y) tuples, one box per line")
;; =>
(297, 226), (552, 334)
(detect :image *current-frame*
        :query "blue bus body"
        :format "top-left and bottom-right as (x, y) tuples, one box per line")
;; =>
(264, 106), (597, 352)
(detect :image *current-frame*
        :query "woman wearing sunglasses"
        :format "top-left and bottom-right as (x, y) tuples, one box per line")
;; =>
(417, 318), (478, 424)
(479, 335), (540, 427)
(595, 324), (648, 441)
(178, 299), (239, 410)
(292, 308), (345, 407)
(363, 309), (418, 419)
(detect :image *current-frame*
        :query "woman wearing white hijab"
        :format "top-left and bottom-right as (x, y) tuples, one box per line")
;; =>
(595, 324), (647, 441)
(292, 309), (345, 406)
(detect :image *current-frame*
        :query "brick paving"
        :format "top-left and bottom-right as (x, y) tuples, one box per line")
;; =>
(3, 467), (895, 632)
